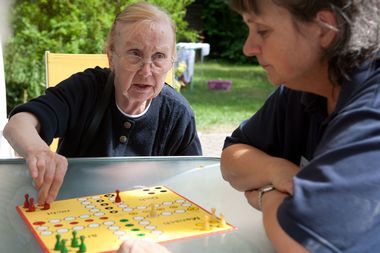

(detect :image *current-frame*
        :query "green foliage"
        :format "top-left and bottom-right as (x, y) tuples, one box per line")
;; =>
(150, 0), (198, 42)
(182, 61), (274, 132)
(200, 0), (256, 64)
(4, 0), (197, 112)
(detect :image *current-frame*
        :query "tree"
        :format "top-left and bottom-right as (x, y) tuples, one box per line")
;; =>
(199, 0), (256, 64)
(4, 0), (196, 112)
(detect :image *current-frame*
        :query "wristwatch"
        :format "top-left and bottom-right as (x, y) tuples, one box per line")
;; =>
(258, 184), (275, 211)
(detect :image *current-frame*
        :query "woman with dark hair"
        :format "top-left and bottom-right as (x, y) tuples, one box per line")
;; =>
(116, 0), (380, 252)
(221, 0), (380, 252)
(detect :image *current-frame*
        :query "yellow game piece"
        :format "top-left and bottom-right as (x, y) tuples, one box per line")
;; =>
(210, 208), (217, 222)
(204, 215), (210, 231)
(149, 203), (157, 217)
(219, 213), (226, 227)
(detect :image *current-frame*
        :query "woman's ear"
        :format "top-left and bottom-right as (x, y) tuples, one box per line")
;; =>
(107, 50), (114, 71)
(315, 10), (338, 49)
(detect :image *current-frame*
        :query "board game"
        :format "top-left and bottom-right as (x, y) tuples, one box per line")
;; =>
(17, 186), (235, 253)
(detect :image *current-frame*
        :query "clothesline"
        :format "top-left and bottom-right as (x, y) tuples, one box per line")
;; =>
(176, 42), (210, 59)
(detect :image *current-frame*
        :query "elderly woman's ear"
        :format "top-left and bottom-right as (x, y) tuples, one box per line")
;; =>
(107, 50), (114, 72)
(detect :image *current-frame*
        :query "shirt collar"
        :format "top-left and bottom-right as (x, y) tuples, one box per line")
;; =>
(335, 53), (380, 113)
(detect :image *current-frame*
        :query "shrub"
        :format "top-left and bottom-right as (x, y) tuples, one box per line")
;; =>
(200, 0), (257, 64)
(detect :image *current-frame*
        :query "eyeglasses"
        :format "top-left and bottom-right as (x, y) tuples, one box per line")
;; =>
(113, 50), (173, 74)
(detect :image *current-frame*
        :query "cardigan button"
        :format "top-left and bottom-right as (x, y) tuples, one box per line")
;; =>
(124, 121), (132, 129)
(119, 135), (128, 143)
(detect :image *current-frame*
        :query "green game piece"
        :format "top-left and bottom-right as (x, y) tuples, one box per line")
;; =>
(60, 239), (68, 253)
(71, 230), (79, 248)
(77, 235), (86, 253)
(54, 234), (61, 251)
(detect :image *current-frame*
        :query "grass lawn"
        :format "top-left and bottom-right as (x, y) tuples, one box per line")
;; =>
(181, 61), (275, 133)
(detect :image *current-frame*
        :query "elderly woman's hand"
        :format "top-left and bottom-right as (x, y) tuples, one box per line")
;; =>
(26, 148), (68, 204)
(3, 112), (69, 204)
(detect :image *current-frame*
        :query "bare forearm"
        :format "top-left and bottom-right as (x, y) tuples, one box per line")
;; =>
(3, 112), (50, 157)
(221, 144), (272, 191)
(221, 144), (299, 192)
(262, 191), (308, 253)
(4, 112), (68, 204)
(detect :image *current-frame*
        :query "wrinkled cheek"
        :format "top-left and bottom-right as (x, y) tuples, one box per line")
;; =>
(116, 73), (134, 92)
(153, 77), (166, 95)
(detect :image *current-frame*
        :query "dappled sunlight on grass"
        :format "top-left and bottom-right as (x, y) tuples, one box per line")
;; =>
(181, 61), (275, 132)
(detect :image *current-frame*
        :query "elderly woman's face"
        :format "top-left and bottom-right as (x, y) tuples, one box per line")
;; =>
(110, 21), (174, 106)
(241, 1), (330, 91)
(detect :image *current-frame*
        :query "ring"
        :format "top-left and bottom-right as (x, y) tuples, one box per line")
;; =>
(258, 184), (275, 211)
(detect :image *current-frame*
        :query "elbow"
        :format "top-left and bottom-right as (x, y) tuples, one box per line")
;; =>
(3, 121), (13, 141)
(220, 149), (232, 182)
(220, 147), (254, 192)
(220, 158), (245, 192)
(220, 146), (240, 183)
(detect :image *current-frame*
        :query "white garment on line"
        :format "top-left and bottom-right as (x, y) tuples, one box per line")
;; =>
(176, 43), (210, 84)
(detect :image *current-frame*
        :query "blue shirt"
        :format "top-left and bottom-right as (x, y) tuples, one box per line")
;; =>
(224, 56), (380, 252)
(10, 67), (202, 157)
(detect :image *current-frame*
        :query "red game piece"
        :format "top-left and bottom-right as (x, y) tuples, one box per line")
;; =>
(24, 194), (30, 208)
(28, 197), (36, 212)
(42, 202), (50, 210)
(115, 189), (121, 203)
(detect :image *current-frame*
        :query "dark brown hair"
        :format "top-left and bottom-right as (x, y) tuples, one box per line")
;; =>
(230, 0), (380, 85)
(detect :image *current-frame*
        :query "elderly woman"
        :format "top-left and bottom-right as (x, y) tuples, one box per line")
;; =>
(3, 2), (202, 204)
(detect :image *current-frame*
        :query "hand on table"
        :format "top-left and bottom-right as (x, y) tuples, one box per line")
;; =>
(26, 149), (68, 204)
(243, 157), (298, 211)
(117, 238), (171, 253)
(244, 188), (288, 211)
(269, 158), (300, 195)
(221, 144), (299, 194)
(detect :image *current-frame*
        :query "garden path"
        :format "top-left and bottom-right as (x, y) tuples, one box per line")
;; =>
(198, 132), (229, 157)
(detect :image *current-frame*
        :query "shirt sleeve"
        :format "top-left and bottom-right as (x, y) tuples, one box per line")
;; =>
(173, 119), (202, 156)
(223, 86), (306, 164)
(224, 86), (284, 148)
(277, 86), (380, 252)
(166, 101), (202, 156)
(8, 68), (104, 145)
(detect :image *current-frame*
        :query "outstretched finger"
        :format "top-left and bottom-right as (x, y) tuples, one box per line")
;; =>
(26, 156), (39, 179)
(46, 160), (67, 203)
(34, 157), (48, 189)
(37, 159), (55, 204)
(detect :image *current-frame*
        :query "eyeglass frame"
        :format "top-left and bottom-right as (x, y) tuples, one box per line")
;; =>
(112, 49), (175, 74)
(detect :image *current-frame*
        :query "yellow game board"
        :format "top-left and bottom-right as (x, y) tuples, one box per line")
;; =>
(17, 186), (235, 253)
